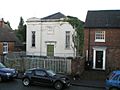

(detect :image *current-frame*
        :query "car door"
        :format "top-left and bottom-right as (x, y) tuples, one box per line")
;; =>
(31, 70), (52, 86)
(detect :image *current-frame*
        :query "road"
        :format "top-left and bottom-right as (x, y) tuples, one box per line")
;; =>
(0, 79), (105, 90)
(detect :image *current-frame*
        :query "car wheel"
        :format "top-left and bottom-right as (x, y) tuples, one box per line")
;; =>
(22, 78), (30, 86)
(54, 81), (63, 90)
(0, 76), (2, 82)
(110, 87), (118, 90)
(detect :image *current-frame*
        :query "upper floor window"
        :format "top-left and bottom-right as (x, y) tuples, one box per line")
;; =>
(3, 42), (8, 54)
(65, 31), (70, 49)
(47, 26), (54, 35)
(95, 31), (105, 42)
(32, 31), (35, 47)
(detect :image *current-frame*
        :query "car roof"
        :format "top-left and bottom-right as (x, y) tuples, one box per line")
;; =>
(27, 68), (47, 71)
(112, 70), (120, 74)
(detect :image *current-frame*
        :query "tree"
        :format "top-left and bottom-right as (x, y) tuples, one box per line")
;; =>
(66, 16), (84, 56)
(16, 17), (26, 50)
(16, 17), (26, 42)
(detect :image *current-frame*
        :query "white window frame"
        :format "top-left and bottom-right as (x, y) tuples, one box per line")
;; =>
(3, 42), (8, 54)
(95, 31), (105, 42)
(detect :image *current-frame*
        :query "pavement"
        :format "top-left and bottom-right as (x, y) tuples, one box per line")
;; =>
(71, 79), (105, 89)
(69, 70), (106, 89)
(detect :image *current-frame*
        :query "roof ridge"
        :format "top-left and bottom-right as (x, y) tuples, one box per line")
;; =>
(42, 12), (66, 19)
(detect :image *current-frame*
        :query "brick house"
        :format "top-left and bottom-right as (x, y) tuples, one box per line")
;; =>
(0, 18), (22, 62)
(84, 10), (120, 70)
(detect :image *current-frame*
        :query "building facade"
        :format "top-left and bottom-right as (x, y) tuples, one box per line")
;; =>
(0, 18), (22, 62)
(26, 12), (76, 58)
(84, 10), (120, 70)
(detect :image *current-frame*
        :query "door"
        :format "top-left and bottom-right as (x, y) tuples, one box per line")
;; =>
(95, 51), (103, 68)
(93, 47), (106, 70)
(47, 45), (54, 56)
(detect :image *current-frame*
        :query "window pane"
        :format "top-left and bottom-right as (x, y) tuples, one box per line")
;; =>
(35, 70), (46, 76)
(95, 31), (105, 42)
(32, 31), (35, 47)
(65, 31), (70, 48)
(3, 42), (8, 53)
(113, 75), (120, 80)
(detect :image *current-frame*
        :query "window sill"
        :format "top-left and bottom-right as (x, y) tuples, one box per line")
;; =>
(95, 40), (105, 42)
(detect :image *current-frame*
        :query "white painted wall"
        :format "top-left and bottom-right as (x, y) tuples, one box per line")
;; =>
(26, 17), (76, 57)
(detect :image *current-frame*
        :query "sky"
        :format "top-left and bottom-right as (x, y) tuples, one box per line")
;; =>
(0, 0), (120, 29)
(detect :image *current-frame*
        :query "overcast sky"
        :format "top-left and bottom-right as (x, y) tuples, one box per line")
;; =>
(0, 0), (120, 29)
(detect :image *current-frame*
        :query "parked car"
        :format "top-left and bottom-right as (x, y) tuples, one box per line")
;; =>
(106, 70), (120, 90)
(22, 68), (71, 90)
(0, 62), (18, 82)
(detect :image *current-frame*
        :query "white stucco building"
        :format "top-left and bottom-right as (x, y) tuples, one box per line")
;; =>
(26, 12), (76, 58)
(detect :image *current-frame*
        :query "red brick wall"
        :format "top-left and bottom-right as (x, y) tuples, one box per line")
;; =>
(8, 42), (14, 53)
(0, 42), (15, 55)
(84, 28), (120, 71)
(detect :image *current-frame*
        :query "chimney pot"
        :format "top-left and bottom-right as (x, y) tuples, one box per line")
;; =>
(0, 18), (4, 27)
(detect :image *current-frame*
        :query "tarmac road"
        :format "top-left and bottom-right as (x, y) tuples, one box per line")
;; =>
(0, 79), (105, 90)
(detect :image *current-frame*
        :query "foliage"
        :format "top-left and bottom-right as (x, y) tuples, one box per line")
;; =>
(16, 17), (26, 42)
(15, 17), (26, 50)
(66, 16), (84, 56)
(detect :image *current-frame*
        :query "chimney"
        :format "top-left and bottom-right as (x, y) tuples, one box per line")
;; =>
(0, 18), (4, 28)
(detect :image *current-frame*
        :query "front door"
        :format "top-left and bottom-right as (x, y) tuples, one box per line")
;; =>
(96, 51), (103, 68)
(47, 45), (54, 56)
(93, 47), (106, 70)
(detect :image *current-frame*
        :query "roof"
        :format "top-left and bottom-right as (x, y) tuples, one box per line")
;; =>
(42, 12), (66, 20)
(0, 23), (22, 46)
(84, 10), (120, 28)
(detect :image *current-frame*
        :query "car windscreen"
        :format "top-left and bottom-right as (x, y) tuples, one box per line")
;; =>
(46, 70), (56, 77)
(0, 63), (6, 68)
(107, 72), (116, 80)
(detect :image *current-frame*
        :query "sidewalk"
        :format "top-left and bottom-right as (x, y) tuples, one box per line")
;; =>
(71, 79), (105, 89)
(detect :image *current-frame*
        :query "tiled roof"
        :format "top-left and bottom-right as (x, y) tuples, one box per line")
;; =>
(42, 12), (66, 19)
(84, 10), (120, 28)
(0, 24), (22, 46)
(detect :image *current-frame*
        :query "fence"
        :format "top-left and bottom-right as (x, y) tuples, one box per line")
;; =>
(4, 54), (72, 74)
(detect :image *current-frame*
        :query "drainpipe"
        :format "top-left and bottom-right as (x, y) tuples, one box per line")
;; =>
(87, 28), (90, 69)
(40, 21), (42, 56)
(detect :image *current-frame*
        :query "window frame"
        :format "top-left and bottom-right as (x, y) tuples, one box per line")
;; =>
(65, 31), (70, 49)
(3, 42), (8, 54)
(95, 31), (105, 42)
(35, 70), (47, 77)
(31, 31), (36, 47)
